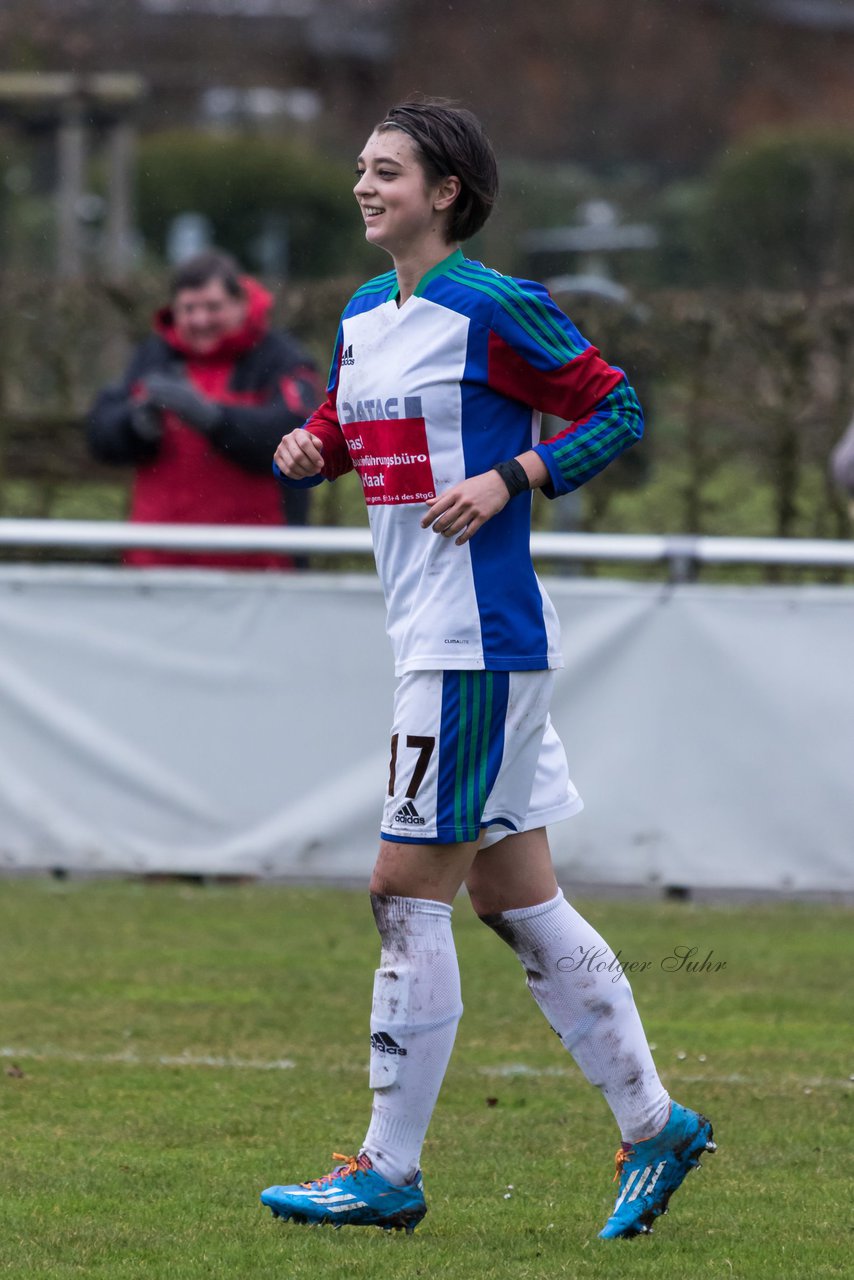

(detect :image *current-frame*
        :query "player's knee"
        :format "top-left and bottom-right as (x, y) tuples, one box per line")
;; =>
(465, 869), (501, 920)
(475, 907), (519, 948)
(370, 891), (409, 947)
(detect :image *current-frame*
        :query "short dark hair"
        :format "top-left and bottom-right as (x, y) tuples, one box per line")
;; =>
(376, 99), (499, 242)
(170, 250), (245, 299)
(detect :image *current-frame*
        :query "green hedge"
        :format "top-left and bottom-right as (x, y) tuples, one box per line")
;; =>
(136, 131), (373, 279)
(698, 129), (854, 289)
(0, 275), (851, 558)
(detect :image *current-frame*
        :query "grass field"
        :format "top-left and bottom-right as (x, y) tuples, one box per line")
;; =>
(0, 879), (850, 1279)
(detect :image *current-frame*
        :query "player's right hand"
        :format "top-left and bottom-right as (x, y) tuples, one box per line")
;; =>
(274, 428), (324, 479)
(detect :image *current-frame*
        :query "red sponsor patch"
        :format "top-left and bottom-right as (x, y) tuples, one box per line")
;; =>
(342, 418), (435, 505)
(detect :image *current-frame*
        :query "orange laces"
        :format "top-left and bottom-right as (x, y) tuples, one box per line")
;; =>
(612, 1146), (634, 1182)
(301, 1152), (363, 1189)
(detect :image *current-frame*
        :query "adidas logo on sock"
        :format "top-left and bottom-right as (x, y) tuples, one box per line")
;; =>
(370, 1031), (407, 1056)
(393, 800), (425, 826)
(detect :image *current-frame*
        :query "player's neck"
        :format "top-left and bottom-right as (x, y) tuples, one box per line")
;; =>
(392, 239), (460, 306)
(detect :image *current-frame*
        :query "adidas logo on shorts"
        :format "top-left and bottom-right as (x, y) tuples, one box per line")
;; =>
(393, 800), (425, 826)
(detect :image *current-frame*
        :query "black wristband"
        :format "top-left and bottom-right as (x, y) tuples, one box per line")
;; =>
(493, 458), (531, 499)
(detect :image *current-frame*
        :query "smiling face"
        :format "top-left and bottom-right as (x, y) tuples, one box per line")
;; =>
(354, 129), (459, 262)
(171, 278), (248, 355)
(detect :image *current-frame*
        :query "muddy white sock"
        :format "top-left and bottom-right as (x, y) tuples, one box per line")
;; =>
(481, 889), (669, 1143)
(361, 894), (463, 1185)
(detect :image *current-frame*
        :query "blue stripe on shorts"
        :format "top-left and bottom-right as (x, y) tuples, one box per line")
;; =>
(436, 671), (510, 842)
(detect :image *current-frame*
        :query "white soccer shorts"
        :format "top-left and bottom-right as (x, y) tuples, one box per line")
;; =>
(380, 669), (583, 846)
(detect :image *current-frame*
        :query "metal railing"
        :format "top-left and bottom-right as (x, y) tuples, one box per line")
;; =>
(1, 518), (854, 577)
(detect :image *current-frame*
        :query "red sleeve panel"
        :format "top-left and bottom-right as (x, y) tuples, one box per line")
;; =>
(487, 331), (625, 423)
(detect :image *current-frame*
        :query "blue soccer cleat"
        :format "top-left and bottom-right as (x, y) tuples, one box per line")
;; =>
(261, 1152), (427, 1234)
(599, 1101), (716, 1239)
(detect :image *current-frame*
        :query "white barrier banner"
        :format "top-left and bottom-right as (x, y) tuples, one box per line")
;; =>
(0, 566), (851, 891)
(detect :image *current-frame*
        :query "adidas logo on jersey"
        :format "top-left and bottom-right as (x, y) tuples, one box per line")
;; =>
(370, 1031), (407, 1056)
(393, 800), (426, 826)
(341, 344), (355, 365)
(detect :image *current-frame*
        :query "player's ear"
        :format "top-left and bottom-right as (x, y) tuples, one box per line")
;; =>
(433, 175), (461, 213)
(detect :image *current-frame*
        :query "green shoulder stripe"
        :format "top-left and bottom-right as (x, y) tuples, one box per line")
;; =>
(448, 263), (582, 365)
(460, 261), (584, 358)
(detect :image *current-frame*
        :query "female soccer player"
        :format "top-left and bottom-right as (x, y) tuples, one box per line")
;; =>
(262, 99), (714, 1239)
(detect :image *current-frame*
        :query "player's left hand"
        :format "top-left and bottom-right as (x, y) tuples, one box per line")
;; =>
(421, 470), (510, 545)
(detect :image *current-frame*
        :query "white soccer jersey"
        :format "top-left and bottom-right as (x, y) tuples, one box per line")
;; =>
(277, 250), (643, 675)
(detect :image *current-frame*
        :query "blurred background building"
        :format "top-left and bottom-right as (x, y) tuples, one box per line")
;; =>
(3, 0), (854, 281)
(6, 0), (854, 165)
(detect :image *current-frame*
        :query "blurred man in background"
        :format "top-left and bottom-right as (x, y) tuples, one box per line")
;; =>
(87, 250), (321, 569)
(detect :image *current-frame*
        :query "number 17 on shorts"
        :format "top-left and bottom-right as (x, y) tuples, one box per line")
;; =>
(380, 669), (573, 846)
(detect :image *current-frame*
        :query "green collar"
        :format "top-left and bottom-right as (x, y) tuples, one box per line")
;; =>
(387, 247), (465, 303)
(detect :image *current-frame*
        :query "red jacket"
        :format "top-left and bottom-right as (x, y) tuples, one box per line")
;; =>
(88, 277), (321, 569)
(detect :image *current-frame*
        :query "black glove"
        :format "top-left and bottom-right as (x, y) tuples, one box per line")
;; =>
(142, 373), (223, 433)
(129, 401), (164, 445)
